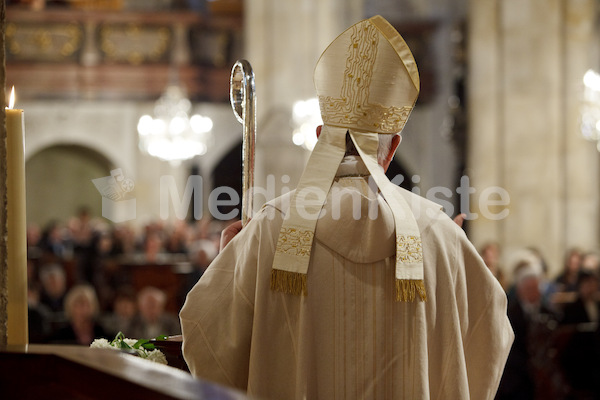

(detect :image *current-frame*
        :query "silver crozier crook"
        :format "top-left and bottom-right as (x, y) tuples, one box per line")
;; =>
(230, 60), (256, 226)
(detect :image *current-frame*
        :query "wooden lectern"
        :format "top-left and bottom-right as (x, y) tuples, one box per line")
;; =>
(0, 344), (249, 399)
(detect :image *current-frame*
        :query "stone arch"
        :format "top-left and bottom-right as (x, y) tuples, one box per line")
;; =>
(210, 141), (242, 220)
(26, 144), (113, 228)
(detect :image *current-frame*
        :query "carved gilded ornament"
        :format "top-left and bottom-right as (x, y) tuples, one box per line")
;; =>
(6, 23), (82, 61)
(100, 24), (171, 64)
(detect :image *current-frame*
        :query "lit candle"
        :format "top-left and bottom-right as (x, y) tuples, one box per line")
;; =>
(6, 86), (28, 346)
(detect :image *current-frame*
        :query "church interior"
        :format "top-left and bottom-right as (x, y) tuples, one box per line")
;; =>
(2, 0), (600, 398)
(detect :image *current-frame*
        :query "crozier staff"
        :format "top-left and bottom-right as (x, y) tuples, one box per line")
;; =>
(230, 60), (256, 227)
(180, 15), (513, 400)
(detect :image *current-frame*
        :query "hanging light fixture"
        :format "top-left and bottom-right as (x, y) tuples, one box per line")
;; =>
(138, 83), (214, 164)
(581, 69), (600, 152)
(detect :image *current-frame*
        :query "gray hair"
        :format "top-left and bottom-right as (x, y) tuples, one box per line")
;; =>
(64, 284), (99, 320)
(377, 134), (397, 165)
(344, 132), (399, 165)
(39, 263), (65, 284)
(138, 286), (167, 307)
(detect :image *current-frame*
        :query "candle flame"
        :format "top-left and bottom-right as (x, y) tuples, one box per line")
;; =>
(8, 86), (15, 109)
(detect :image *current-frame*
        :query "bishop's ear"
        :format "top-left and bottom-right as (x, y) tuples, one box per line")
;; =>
(388, 135), (402, 160)
(316, 125), (323, 139)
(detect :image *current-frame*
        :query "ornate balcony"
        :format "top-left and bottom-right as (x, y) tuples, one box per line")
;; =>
(6, 3), (243, 102)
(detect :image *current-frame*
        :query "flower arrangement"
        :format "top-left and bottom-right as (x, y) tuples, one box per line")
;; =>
(91, 331), (168, 365)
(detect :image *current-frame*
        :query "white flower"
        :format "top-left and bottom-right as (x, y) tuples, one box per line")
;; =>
(123, 338), (138, 347)
(146, 349), (168, 365)
(90, 334), (168, 365)
(90, 338), (112, 349)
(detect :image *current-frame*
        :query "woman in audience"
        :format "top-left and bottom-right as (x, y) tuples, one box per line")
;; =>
(48, 284), (110, 345)
(554, 248), (583, 294)
(559, 270), (600, 398)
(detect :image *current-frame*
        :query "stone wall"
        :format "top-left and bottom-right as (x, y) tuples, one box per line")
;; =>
(468, 0), (600, 277)
(21, 100), (241, 228)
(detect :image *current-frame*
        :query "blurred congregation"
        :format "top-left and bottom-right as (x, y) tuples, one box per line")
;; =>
(484, 243), (600, 400)
(23, 206), (600, 399)
(26, 208), (225, 347)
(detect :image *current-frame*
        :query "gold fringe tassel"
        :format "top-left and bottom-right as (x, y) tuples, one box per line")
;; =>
(271, 269), (308, 296)
(395, 279), (427, 302)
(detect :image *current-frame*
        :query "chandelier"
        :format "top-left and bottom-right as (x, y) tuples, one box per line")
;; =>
(137, 83), (214, 164)
(580, 69), (600, 152)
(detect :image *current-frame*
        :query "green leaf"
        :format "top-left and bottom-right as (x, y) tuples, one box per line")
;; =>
(118, 340), (132, 350)
(133, 339), (149, 349)
(141, 343), (156, 350)
(154, 335), (168, 341)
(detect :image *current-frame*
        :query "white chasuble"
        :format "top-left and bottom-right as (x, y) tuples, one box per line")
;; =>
(180, 157), (514, 399)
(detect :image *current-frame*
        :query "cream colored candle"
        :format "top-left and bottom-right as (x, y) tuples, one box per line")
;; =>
(6, 87), (28, 346)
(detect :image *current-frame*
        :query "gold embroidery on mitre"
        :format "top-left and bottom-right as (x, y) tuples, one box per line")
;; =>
(318, 21), (412, 134)
(275, 227), (314, 257)
(396, 234), (423, 264)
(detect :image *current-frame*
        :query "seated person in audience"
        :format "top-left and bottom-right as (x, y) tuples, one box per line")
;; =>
(129, 286), (180, 339)
(581, 251), (600, 275)
(559, 270), (600, 397)
(101, 286), (137, 337)
(143, 232), (166, 264)
(505, 251), (544, 304)
(27, 280), (52, 343)
(479, 241), (506, 289)
(48, 284), (110, 345)
(497, 264), (557, 400)
(39, 220), (73, 260)
(561, 270), (600, 326)
(39, 263), (67, 314)
(554, 248), (583, 294)
(111, 225), (137, 256)
(541, 248), (582, 315)
(181, 239), (218, 301)
(165, 220), (190, 254)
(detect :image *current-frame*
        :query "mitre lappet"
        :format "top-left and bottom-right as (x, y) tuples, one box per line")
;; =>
(270, 15), (425, 302)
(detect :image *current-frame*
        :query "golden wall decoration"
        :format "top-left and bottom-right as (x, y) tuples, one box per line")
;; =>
(70, 0), (124, 10)
(100, 24), (171, 64)
(6, 22), (83, 62)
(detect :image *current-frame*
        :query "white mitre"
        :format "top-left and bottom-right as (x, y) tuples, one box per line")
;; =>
(270, 15), (424, 302)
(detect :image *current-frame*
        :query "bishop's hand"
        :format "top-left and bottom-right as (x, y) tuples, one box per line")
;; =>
(219, 219), (245, 252)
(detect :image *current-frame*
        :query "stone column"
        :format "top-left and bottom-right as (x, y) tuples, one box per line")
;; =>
(80, 21), (101, 67)
(563, 0), (600, 254)
(244, 0), (364, 206)
(468, 0), (600, 276)
(467, 0), (502, 245)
